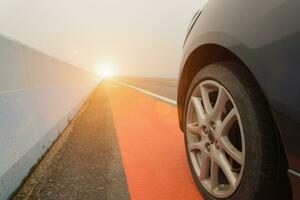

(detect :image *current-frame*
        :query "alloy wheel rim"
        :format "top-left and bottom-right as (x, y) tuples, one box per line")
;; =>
(186, 80), (245, 198)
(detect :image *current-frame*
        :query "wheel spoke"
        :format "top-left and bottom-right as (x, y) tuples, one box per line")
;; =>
(215, 152), (238, 188)
(199, 154), (210, 181)
(191, 97), (207, 125)
(200, 85), (213, 115)
(217, 108), (238, 137)
(210, 159), (219, 192)
(221, 136), (243, 164)
(210, 87), (228, 120)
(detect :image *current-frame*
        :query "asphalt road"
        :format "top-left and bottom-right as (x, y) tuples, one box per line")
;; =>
(14, 83), (130, 200)
(13, 78), (201, 200)
(116, 77), (177, 101)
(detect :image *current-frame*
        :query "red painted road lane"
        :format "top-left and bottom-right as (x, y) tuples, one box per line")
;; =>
(107, 82), (203, 200)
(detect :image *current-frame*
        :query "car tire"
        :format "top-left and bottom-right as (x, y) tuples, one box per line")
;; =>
(183, 62), (291, 200)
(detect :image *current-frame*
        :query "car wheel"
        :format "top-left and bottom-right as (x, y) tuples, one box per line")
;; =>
(183, 62), (289, 200)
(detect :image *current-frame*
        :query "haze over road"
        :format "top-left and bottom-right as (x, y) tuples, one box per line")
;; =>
(0, 0), (199, 76)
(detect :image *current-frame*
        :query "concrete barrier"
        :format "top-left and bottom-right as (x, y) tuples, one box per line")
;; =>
(0, 35), (100, 200)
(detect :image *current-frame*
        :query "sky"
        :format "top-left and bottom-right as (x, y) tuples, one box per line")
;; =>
(0, 0), (200, 77)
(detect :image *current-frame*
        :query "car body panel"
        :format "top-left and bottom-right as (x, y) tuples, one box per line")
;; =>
(178, 0), (300, 198)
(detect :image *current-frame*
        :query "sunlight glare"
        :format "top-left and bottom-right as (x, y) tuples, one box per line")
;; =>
(97, 62), (115, 78)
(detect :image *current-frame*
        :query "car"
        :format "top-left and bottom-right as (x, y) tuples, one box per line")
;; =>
(177, 0), (300, 199)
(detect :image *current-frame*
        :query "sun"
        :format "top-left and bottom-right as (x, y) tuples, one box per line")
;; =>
(100, 67), (113, 77)
(97, 62), (115, 78)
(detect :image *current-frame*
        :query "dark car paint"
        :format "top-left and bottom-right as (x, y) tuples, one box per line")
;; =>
(177, 0), (300, 198)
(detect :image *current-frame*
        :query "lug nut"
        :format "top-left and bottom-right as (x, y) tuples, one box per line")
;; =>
(205, 143), (211, 152)
(201, 126), (209, 134)
(208, 132), (215, 143)
(205, 128), (210, 135)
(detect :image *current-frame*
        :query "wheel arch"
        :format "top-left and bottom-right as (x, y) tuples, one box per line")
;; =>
(179, 43), (283, 142)
(178, 44), (243, 130)
(177, 43), (290, 167)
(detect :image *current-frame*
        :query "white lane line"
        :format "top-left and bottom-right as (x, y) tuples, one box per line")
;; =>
(288, 169), (300, 178)
(113, 80), (177, 105)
